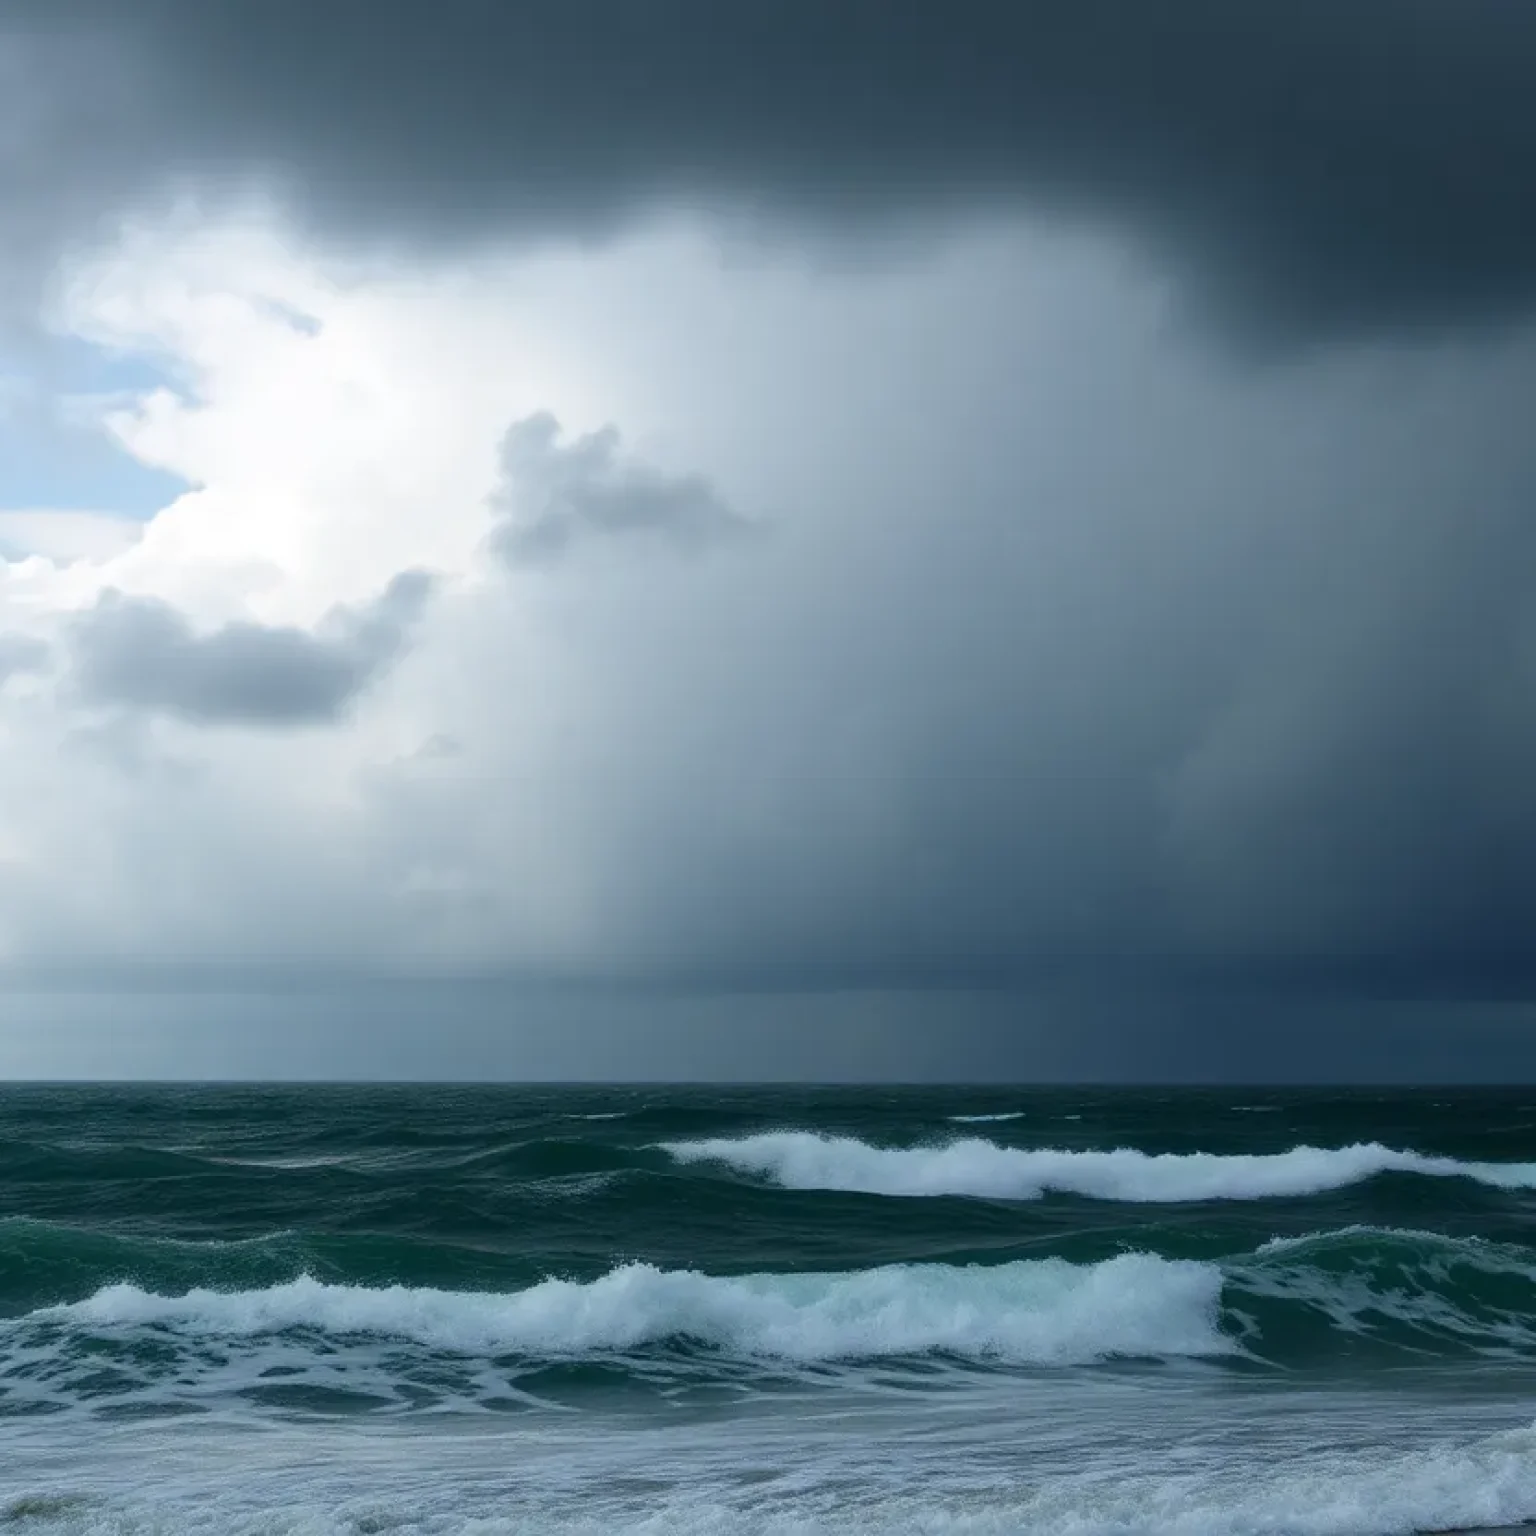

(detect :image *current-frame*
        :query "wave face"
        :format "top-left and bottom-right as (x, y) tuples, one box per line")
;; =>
(664, 1131), (1536, 1202)
(9, 1084), (1536, 1536)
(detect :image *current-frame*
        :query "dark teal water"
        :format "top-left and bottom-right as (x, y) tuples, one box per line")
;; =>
(7, 1084), (1536, 1534)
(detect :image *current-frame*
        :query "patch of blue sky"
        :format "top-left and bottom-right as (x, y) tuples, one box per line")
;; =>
(0, 410), (188, 518)
(29, 334), (182, 398)
(0, 339), (191, 519)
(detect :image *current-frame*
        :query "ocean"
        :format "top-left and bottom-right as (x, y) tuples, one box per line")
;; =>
(5, 1084), (1536, 1535)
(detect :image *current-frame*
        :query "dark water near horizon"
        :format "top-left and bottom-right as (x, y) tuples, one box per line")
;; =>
(6, 1084), (1536, 1534)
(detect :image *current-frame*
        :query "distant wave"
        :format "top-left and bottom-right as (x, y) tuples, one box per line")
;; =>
(662, 1133), (1536, 1203)
(946, 1111), (1026, 1124)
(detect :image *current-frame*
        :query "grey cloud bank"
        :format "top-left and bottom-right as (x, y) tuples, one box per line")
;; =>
(4, 985), (1536, 1083)
(4, 1), (1536, 344)
(69, 571), (433, 726)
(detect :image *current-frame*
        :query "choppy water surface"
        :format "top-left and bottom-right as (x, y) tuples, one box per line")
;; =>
(5, 1084), (1536, 1534)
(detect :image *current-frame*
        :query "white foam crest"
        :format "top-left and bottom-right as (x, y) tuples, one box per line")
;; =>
(946, 1112), (1026, 1124)
(30, 1253), (1229, 1366)
(663, 1132), (1536, 1202)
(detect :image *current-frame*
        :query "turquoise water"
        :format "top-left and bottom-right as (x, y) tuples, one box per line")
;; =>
(5, 1084), (1536, 1533)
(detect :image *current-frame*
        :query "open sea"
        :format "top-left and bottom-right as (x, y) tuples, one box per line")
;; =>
(5, 1085), (1536, 1535)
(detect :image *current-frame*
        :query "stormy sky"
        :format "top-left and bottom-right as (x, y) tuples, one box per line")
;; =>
(2, 2), (1536, 1078)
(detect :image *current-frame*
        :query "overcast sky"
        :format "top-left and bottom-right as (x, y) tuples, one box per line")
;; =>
(3, 2), (1536, 1079)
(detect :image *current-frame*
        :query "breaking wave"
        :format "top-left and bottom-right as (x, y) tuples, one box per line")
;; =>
(23, 1252), (1230, 1368)
(663, 1132), (1536, 1203)
(10, 1226), (1536, 1419)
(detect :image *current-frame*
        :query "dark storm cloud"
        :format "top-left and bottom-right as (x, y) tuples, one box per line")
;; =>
(489, 413), (752, 566)
(423, 309), (1536, 1007)
(6, 1), (1536, 343)
(68, 570), (432, 726)
(1150, 346), (1536, 999)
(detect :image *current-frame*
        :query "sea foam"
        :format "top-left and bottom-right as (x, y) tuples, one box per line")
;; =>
(10, 1413), (1536, 1536)
(662, 1132), (1536, 1202)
